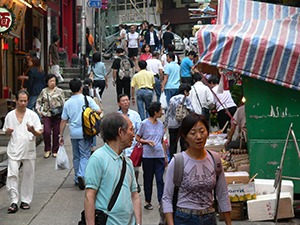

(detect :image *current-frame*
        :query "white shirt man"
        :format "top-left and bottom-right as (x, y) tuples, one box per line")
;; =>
(33, 36), (41, 59)
(125, 25), (140, 72)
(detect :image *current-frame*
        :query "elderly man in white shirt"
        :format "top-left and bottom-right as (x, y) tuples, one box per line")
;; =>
(146, 51), (164, 101)
(189, 73), (214, 125)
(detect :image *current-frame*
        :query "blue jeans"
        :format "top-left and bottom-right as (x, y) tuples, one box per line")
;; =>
(136, 88), (153, 121)
(27, 95), (39, 110)
(174, 210), (217, 225)
(154, 77), (161, 102)
(165, 89), (179, 105)
(71, 139), (91, 183)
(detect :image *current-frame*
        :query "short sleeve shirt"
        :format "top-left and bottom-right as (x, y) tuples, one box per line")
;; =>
(131, 70), (155, 90)
(164, 61), (180, 90)
(180, 57), (194, 78)
(137, 119), (165, 158)
(49, 43), (59, 65)
(85, 143), (137, 224)
(146, 58), (163, 75)
(162, 31), (174, 48)
(126, 32), (139, 48)
(61, 94), (100, 139)
(3, 109), (42, 160)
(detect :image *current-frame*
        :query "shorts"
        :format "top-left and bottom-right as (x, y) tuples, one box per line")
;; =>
(128, 48), (138, 58)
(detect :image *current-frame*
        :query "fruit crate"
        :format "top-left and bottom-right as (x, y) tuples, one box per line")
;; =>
(219, 202), (245, 221)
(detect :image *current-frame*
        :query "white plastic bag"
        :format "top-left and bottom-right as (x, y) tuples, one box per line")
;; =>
(55, 145), (70, 170)
(160, 92), (168, 109)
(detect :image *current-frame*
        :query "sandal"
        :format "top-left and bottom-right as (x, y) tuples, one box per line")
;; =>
(44, 151), (51, 158)
(52, 153), (57, 158)
(144, 203), (153, 210)
(8, 203), (18, 213)
(20, 202), (30, 210)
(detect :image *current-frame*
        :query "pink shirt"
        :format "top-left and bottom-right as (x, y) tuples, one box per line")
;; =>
(139, 53), (152, 61)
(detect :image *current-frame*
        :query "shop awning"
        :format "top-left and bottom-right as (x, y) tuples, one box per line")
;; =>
(197, 0), (300, 90)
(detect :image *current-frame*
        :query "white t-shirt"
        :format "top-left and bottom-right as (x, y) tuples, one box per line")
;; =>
(161, 53), (179, 70)
(120, 29), (127, 48)
(33, 38), (41, 58)
(146, 58), (163, 75)
(212, 85), (237, 111)
(149, 32), (155, 45)
(126, 32), (139, 48)
(3, 109), (42, 160)
(183, 37), (189, 51)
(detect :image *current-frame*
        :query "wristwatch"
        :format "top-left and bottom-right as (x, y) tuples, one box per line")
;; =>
(58, 135), (63, 138)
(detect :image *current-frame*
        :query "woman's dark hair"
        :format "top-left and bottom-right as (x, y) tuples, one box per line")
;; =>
(45, 74), (58, 85)
(31, 57), (42, 73)
(91, 52), (101, 69)
(178, 113), (209, 141)
(83, 78), (93, 96)
(147, 102), (161, 117)
(100, 112), (129, 143)
(141, 44), (151, 53)
(119, 24), (124, 28)
(208, 75), (219, 84)
(178, 83), (191, 94)
(167, 44), (175, 52)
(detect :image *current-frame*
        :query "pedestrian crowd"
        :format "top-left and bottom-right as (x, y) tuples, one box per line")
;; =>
(2, 22), (248, 225)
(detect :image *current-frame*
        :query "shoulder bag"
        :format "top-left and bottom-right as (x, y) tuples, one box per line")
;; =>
(47, 93), (63, 117)
(175, 96), (190, 122)
(78, 157), (127, 225)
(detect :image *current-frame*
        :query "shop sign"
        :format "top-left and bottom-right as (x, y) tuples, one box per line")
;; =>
(0, 7), (13, 34)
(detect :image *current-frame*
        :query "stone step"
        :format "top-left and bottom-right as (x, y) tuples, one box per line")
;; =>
(62, 73), (82, 79)
(0, 131), (9, 146)
(62, 68), (81, 74)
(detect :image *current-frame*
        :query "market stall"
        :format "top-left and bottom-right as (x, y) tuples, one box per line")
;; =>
(196, 0), (300, 194)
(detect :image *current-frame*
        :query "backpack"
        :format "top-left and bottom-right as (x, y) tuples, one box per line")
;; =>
(82, 95), (101, 139)
(118, 56), (132, 80)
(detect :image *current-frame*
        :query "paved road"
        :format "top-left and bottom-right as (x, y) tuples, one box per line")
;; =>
(0, 58), (299, 224)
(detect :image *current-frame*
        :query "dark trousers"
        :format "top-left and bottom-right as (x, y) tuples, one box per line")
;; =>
(93, 80), (106, 98)
(116, 78), (131, 99)
(169, 128), (188, 159)
(150, 45), (156, 52)
(43, 116), (61, 153)
(181, 77), (193, 86)
(217, 106), (237, 133)
(142, 158), (165, 204)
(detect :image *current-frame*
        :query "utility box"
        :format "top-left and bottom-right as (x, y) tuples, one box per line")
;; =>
(244, 76), (300, 193)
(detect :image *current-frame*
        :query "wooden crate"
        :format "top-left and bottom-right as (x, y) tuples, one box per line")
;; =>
(219, 202), (245, 221)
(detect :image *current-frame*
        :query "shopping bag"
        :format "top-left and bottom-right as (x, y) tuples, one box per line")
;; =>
(164, 135), (171, 162)
(160, 92), (167, 109)
(55, 145), (70, 170)
(130, 143), (143, 167)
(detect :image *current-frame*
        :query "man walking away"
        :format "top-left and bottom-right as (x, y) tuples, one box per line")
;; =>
(84, 113), (142, 225)
(117, 94), (142, 192)
(49, 34), (64, 82)
(161, 26), (175, 54)
(125, 25), (140, 73)
(189, 73), (214, 124)
(3, 90), (42, 213)
(161, 52), (180, 105)
(112, 48), (135, 100)
(146, 51), (164, 102)
(59, 78), (101, 190)
(131, 60), (155, 121)
(180, 51), (199, 85)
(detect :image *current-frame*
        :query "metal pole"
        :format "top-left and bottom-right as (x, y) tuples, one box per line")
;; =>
(98, 7), (102, 61)
(81, 0), (87, 80)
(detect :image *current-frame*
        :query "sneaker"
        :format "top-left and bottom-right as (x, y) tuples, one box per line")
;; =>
(78, 176), (85, 190)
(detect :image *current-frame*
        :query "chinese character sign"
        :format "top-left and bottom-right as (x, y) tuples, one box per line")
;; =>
(0, 7), (12, 33)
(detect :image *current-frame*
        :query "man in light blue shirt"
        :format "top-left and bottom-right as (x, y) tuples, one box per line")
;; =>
(161, 52), (180, 105)
(180, 51), (199, 85)
(59, 78), (101, 190)
(117, 93), (142, 192)
(84, 113), (141, 225)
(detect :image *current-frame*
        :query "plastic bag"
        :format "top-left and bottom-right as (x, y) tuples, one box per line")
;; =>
(55, 145), (70, 170)
(160, 92), (167, 109)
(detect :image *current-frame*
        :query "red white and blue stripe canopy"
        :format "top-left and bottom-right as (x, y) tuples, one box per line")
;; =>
(197, 0), (300, 90)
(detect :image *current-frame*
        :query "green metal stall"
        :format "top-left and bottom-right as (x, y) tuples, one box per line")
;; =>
(244, 76), (300, 193)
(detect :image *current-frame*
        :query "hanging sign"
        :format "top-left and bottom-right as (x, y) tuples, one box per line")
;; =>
(0, 7), (13, 34)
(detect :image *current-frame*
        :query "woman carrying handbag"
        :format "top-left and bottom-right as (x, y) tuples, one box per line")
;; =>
(36, 74), (65, 158)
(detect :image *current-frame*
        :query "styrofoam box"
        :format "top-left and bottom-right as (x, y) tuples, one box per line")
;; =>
(254, 179), (294, 197)
(247, 192), (294, 221)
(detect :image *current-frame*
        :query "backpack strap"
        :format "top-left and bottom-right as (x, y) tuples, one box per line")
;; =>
(172, 153), (184, 213)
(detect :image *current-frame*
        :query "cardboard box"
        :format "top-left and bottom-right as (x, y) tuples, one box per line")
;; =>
(254, 179), (294, 197)
(247, 192), (294, 221)
(237, 164), (250, 173)
(228, 182), (257, 202)
(219, 202), (245, 221)
(225, 171), (249, 185)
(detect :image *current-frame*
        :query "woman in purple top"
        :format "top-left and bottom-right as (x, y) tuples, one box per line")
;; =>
(136, 102), (168, 210)
(162, 113), (232, 225)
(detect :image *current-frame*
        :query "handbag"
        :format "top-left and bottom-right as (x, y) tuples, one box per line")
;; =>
(47, 93), (63, 117)
(93, 88), (104, 119)
(78, 157), (127, 225)
(130, 142), (143, 167)
(175, 96), (190, 122)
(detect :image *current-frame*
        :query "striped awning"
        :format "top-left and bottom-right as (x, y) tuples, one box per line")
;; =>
(197, 0), (300, 90)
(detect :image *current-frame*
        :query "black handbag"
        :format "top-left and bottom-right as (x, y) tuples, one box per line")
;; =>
(78, 157), (127, 225)
(47, 93), (63, 117)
